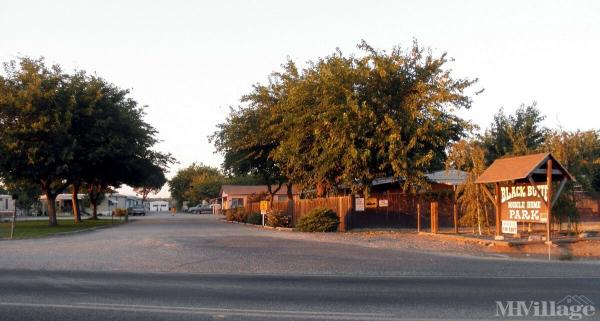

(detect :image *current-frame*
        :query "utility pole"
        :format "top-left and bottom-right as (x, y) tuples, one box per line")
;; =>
(546, 159), (553, 260)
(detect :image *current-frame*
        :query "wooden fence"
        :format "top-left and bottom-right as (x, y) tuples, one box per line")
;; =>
(239, 193), (456, 231)
(230, 191), (600, 232)
(243, 196), (353, 231)
(351, 192), (455, 229)
(575, 192), (600, 221)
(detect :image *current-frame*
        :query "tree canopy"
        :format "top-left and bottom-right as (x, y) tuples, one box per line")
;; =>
(480, 103), (547, 164)
(0, 57), (172, 224)
(168, 163), (224, 207)
(213, 41), (479, 196)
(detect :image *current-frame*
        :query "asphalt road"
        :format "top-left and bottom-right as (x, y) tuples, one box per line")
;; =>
(1, 214), (599, 320)
(0, 270), (599, 321)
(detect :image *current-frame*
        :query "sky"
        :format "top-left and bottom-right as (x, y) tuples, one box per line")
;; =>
(1, 0), (599, 197)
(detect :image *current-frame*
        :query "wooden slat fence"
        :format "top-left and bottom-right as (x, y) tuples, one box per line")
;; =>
(243, 196), (353, 231)
(238, 193), (456, 231)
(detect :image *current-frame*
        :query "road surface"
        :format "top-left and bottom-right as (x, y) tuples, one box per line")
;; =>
(0, 214), (599, 320)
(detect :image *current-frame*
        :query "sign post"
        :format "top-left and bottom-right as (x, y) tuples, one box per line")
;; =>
(495, 183), (502, 239)
(546, 159), (553, 260)
(260, 200), (269, 226)
(10, 194), (18, 239)
(453, 185), (458, 234)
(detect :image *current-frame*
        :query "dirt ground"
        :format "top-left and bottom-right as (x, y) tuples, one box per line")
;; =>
(504, 239), (600, 260)
(234, 217), (600, 261)
(337, 230), (600, 260)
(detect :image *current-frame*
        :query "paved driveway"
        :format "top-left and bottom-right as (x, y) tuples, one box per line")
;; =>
(1, 213), (599, 277)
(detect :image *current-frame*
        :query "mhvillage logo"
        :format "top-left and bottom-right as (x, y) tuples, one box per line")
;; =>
(496, 295), (596, 320)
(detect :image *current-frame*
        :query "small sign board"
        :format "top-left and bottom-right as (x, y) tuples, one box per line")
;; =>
(378, 199), (388, 207)
(365, 197), (378, 208)
(355, 198), (365, 212)
(259, 200), (269, 215)
(502, 220), (518, 235)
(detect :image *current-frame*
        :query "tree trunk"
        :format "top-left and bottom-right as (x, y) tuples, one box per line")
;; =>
(266, 181), (283, 208)
(71, 183), (81, 223)
(92, 202), (98, 220)
(476, 188), (482, 236)
(89, 184), (100, 220)
(46, 192), (58, 227)
(316, 182), (326, 198)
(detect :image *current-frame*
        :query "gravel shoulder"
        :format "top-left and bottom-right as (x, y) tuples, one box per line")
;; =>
(229, 219), (600, 261)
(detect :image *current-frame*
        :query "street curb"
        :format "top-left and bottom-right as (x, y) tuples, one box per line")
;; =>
(222, 219), (294, 231)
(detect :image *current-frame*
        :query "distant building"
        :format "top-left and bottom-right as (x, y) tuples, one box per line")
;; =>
(219, 185), (298, 210)
(149, 200), (169, 212)
(0, 195), (16, 213)
(40, 193), (141, 216)
(145, 197), (172, 212)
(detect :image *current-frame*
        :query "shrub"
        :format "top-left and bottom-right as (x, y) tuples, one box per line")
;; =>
(233, 208), (248, 223)
(113, 208), (128, 217)
(266, 210), (291, 228)
(225, 209), (235, 221)
(296, 207), (339, 232)
(246, 212), (263, 225)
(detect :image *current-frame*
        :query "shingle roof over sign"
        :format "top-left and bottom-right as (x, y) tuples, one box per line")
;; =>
(475, 152), (574, 184)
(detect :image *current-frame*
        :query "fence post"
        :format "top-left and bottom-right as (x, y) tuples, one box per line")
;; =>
(337, 197), (344, 232)
(348, 195), (353, 231)
(430, 201), (438, 234)
(453, 186), (458, 234)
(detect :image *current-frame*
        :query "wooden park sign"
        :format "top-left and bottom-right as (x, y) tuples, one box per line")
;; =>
(476, 153), (574, 241)
(500, 183), (548, 223)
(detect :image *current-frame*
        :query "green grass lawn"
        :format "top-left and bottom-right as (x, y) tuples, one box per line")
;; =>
(0, 219), (120, 239)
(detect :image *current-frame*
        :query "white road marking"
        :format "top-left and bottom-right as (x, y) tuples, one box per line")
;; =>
(0, 301), (513, 321)
(0, 301), (396, 320)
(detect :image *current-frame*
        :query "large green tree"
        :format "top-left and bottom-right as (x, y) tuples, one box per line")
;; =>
(0, 58), (76, 225)
(544, 129), (600, 192)
(212, 105), (289, 204)
(446, 139), (491, 235)
(223, 41), (478, 196)
(168, 163), (224, 208)
(543, 129), (600, 228)
(480, 103), (547, 164)
(75, 75), (172, 219)
(0, 58), (172, 223)
(132, 161), (168, 206)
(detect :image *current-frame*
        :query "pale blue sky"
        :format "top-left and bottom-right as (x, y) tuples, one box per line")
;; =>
(1, 0), (599, 197)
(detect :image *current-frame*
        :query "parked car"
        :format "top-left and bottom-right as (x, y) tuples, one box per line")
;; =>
(185, 204), (198, 213)
(188, 204), (212, 214)
(127, 205), (146, 216)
